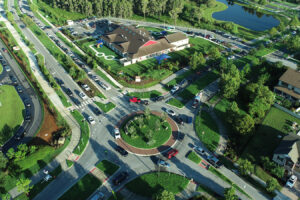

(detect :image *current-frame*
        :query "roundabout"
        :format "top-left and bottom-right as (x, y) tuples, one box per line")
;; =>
(116, 110), (179, 156)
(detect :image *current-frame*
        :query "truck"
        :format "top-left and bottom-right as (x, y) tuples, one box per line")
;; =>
(192, 95), (201, 109)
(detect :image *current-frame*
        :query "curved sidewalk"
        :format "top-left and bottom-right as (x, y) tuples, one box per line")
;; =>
(116, 111), (178, 156)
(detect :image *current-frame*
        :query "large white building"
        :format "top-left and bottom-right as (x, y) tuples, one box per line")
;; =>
(101, 24), (189, 66)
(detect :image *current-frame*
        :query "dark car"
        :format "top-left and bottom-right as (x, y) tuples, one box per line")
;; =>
(175, 116), (184, 125)
(2, 48), (7, 53)
(23, 98), (31, 107)
(54, 77), (64, 86)
(113, 172), (129, 185)
(25, 110), (31, 121)
(88, 104), (101, 116)
(153, 96), (164, 102)
(115, 146), (128, 157)
(141, 100), (149, 105)
(65, 88), (73, 96)
(15, 126), (26, 140)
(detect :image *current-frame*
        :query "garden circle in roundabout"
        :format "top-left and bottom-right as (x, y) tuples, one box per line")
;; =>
(116, 110), (178, 155)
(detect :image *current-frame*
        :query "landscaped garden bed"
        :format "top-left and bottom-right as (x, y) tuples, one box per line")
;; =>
(120, 112), (172, 149)
(94, 101), (116, 113)
(187, 151), (201, 164)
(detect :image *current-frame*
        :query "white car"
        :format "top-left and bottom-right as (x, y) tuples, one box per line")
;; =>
(87, 116), (95, 125)
(99, 81), (111, 90)
(166, 109), (176, 116)
(114, 127), (121, 139)
(286, 175), (297, 188)
(82, 84), (90, 91)
(170, 85), (179, 94)
(193, 146), (206, 156)
(4, 66), (11, 72)
(79, 92), (88, 100)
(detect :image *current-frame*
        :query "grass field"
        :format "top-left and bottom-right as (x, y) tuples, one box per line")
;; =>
(120, 114), (172, 149)
(164, 70), (193, 90)
(178, 72), (219, 103)
(59, 173), (101, 200)
(0, 85), (25, 145)
(195, 111), (220, 152)
(126, 172), (189, 197)
(128, 90), (162, 99)
(187, 151), (202, 164)
(96, 160), (119, 176)
(242, 107), (300, 164)
(71, 110), (89, 155)
(94, 101), (116, 113)
(167, 98), (185, 108)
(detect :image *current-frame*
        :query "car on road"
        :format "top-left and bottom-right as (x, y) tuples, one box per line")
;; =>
(98, 81), (111, 90)
(286, 175), (297, 188)
(87, 116), (95, 125)
(79, 92), (88, 100)
(114, 127), (121, 139)
(141, 100), (149, 105)
(167, 149), (178, 159)
(207, 156), (223, 168)
(115, 146), (128, 157)
(25, 110), (31, 121)
(16, 85), (23, 93)
(9, 75), (18, 85)
(129, 97), (141, 103)
(166, 109), (176, 116)
(113, 172), (129, 185)
(2, 48), (7, 53)
(23, 98), (31, 107)
(152, 96), (164, 102)
(170, 85), (180, 94)
(88, 104), (101, 116)
(65, 88), (73, 96)
(54, 77), (64, 86)
(4, 66), (11, 72)
(193, 146), (206, 156)
(157, 160), (170, 168)
(175, 116), (184, 125)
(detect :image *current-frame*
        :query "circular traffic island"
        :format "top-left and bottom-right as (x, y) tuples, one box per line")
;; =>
(120, 113), (172, 149)
(116, 111), (178, 155)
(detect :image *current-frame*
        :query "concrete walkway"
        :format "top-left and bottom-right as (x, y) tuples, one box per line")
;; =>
(1, 4), (81, 198)
(176, 181), (198, 200)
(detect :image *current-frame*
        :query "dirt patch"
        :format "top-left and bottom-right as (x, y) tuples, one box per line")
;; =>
(31, 104), (60, 145)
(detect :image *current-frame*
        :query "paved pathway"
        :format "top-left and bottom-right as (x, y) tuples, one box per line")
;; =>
(176, 181), (198, 200)
(2, 3), (81, 198)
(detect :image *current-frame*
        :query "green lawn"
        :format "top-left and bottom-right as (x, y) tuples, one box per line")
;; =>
(195, 111), (220, 152)
(187, 151), (202, 164)
(0, 85), (25, 145)
(120, 114), (172, 149)
(59, 173), (101, 200)
(96, 160), (119, 176)
(164, 70), (192, 90)
(29, 165), (62, 199)
(66, 160), (74, 168)
(126, 172), (189, 197)
(94, 102), (116, 113)
(242, 107), (300, 165)
(0, 62), (3, 74)
(178, 72), (219, 103)
(128, 90), (162, 99)
(71, 110), (90, 155)
(167, 98), (185, 108)
(56, 89), (72, 107)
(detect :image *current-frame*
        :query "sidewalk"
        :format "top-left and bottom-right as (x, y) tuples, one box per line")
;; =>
(1, 6), (81, 199)
(176, 181), (198, 200)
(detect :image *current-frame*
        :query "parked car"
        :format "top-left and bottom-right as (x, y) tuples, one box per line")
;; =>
(99, 82), (111, 90)
(170, 85), (180, 94)
(89, 104), (101, 116)
(23, 98), (31, 107)
(113, 172), (129, 185)
(4, 66), (11, 72)
(193, 146), (206, 156)
(87, 116), (95, 125)
(207, 156), (223, 168)
(90, 192), (105, 200)
(286, 175), (297, 188)
(81, 84), (91, 91)
(153, 96), (164, 102)
(157, 160), (170, 168)
(54, 77), (64, 85)
(175, 116), (184, 125)
(129, 97), (141, 103)
(65, 88), (73, 96)
(179, 79), (188, 88)
(16, 85), (23, 93)
(167, 149), (178, 159)
(10, 75), (18, 85)
(114, 127), (121, 139)
(115, 146), (128, 157)
(166, 109), (176, 116)
(141, 100), (149, 105)
(79, 92), (88, 100)
(25, 110), (31, 121)
(192, 96), (201, 109)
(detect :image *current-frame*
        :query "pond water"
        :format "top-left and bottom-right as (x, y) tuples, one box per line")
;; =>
(212, 0), (280, 31)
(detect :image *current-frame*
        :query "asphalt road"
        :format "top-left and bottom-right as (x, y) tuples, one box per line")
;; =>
(0, 38), (42, 152)
(8, 1), (272, 200)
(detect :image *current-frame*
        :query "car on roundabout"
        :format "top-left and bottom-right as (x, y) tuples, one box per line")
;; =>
(114, 127), (121, 139)
(286, 175), (297, 188)
(87, 116), (95, 125)
(129, 97), (141, 103)
(193, 146), (206, 156)
(167, 149), (178, 159)
(113, 172), (129, 185)
(166, 109), (176, 116)
(115, 146), (128, 157)
(157, 160), (170, 168)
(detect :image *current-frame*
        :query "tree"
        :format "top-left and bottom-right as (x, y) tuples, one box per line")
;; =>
(233, 114), (255, 135)
(189, 52), (199, 70)
(0, 152), (8, 169)
(207, 0), (216, 8)
(232, 24), (239, 34)
(226, 101), (240, 124)
(289, 15), (300, 28)
(154, 190), (175, 200)
(238, 159), (254, 176)
(198, 52), (206, 66)
(155, 119), (161, 131)
(224, 187), (238, 200)
(144, 107), (151, 119)
(269, 27), (277, 37)
(209, 47), (221, 60)
(6, 148), (15, 160)
(194, 7), (203, 24)
(16, 178), (33, 194)
(220, 64), (241, 99)
(168, 0), (184, 25)
(266, 178), (279, 193)
(141, 0), (149, 20)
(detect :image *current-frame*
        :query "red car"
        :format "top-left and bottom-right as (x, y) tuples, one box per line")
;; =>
(167, 149), (178, 159)
(129, 97), (141, 103)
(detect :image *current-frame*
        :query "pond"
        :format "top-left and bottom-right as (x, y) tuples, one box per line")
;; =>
(212, 0), (280, 31)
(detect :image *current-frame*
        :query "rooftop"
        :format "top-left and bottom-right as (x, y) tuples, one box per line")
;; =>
(279, 68), (300, 89)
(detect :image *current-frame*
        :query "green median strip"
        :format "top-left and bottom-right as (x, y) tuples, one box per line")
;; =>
(70, 110), (89, 155)
(66, 160), (74, 168)
(96, 160), (119, 176)
(94, 101), (116, 113)
(128, 90), (162, 99)
(167, 98), (185, 108)
(187, 151), (202, 164)
(58, 173), (101, 200)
